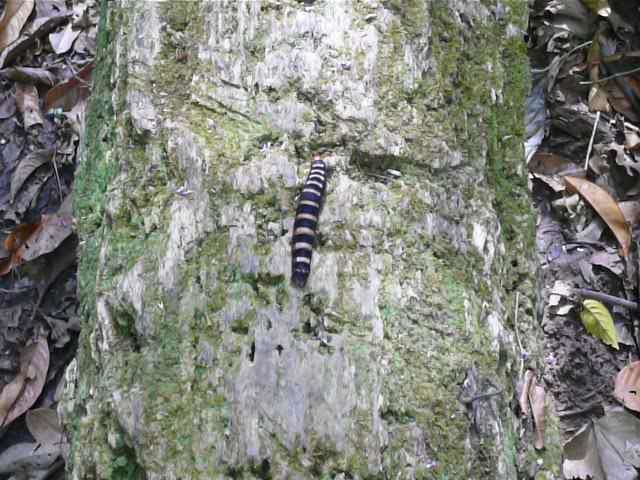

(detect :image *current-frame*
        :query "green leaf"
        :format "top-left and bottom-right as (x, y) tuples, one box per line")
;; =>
(580, 299), (619, 349)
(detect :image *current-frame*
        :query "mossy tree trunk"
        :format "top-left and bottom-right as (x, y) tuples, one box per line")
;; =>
(65, 1), (545, 479)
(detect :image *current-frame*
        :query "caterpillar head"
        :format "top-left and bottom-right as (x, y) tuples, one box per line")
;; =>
(291, 263), (310, 288)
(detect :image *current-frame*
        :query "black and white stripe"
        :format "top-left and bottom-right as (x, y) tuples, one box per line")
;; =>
(291, 155), (326, 287)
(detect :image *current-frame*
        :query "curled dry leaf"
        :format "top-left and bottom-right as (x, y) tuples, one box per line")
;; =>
(15, 82), (43, 128)
(0, 336), (49, 427)
(564, 176), (631, 256)
(614, 361), (640, 412)
(519, 369), (535, 416)
(0, 0), (35, 51)
(26, 408), (62, 446)
(530, 383), (546, 450)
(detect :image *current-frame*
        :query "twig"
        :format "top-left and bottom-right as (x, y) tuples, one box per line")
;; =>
(584, 111), (600, 171)
(51, 147), (62, 201)
(531, 41), (593, 74)
(513, 292), (525, 377)
(574, 288), (638, 310)
(579, 64), (640, 85)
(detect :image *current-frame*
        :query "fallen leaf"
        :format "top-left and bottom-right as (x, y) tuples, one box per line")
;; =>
(0, 0), (35, 51)
(530, 382), (546, 449)
(48, 22), (79, 54)
(26, 408), (62, 446)
(18, 209), (74, 264)
(15, 82), (43, 128)
(44, 62), (94, 112)
(0, 13), (69, 69)
(580, 299), (619, 349)
(528, 151), (582, 175)
(0, 89), (15, 118)
(0, 442), (59, 474)
(564, 176), (631, 256)
(10, 148), (54, 203)
(614, 362), (640, 412)
(563, 409), (640, 480)
(0, 336), (49, 427)
(0, 201), (74, 277)
(0, 66), (55, 86)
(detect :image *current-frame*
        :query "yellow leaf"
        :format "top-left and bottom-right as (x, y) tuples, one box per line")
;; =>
(580, 299), (619, 349)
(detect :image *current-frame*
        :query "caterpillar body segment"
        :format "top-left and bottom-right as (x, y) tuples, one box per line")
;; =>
(291, 156), (326, 288)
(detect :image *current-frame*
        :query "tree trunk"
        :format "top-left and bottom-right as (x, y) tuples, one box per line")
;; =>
(63, 1), (544, 478)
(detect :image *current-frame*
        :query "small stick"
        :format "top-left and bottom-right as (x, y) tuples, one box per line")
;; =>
(575, 288), (638, 310)
(513, 292), (525, 377)
(585, 111), (600, 171)
(51, 147), (63, 201)
(580, 65), (640, 85)
(531, 41), (593, 74)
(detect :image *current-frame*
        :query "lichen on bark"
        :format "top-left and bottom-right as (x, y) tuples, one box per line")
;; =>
(64, 1), (540, 479)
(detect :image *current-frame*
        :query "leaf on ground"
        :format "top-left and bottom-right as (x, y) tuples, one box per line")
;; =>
(10, 148), (54, 203)
(0, 89), (15, 118)
(0, 0), (35, 51)
(528, 151), (582, 175)
(18, 196), (74, 264)
(48, 21), (79, 54)
(0, 441), (60, 474)
(614, 362), (640, 412)
(563, 409), (640, 480)
(0, 196), (74, 276)
(44, 61), (94, 112)
(15, 82), (43, 128)
(0, 336), (49, 427)
(0, 66), (55, 86)
(26, 408), (62, 446)
(530, 383), (546, 449)
(564, 176), (631, 256)
(580, 299), (619, 349)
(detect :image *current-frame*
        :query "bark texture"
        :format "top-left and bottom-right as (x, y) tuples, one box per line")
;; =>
(63, 1), (542, 479)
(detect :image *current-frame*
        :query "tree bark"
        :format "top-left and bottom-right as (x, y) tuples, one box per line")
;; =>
(63, 1), (543, 479)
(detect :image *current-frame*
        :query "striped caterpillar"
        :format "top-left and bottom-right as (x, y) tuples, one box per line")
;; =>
(291, 155), (327, 288)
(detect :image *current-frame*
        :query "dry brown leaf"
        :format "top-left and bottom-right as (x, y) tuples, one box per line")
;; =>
(0, 336), (49, 427)
(530, 382), (546, 450)
(10, 148), (54, 202)
(519, 369), (534, 415)
(26, 408), (62, 446)
(0, 0), (35, 51)
(0, 196), (74, 276)
(44, 61), (94, 111)
(564, 176), (631, 256)
(15, 82), (43, 128)
(614, 361), (640, 412)
(528, 151), (581, 175)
